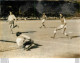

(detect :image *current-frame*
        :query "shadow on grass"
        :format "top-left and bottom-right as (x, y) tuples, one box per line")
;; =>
(21, 31), (36, 33)
(0, 40), (42, 52)
(14, 25), (19, 28)
(0, 48), (18, 52)
(27, 43), (42, 51)
(56, 35), (80, 39)
(0, 40), (16, 43)
(71, 35), (80, 39)
(13, 31), (37, 34)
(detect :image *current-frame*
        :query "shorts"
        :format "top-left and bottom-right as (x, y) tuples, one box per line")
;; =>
(57, 24), (66, 29)
(22, 40), (33, 48)
(9, 20), (14, 24)
(23, 39), (33, 45)
(42, 19), (45, 23)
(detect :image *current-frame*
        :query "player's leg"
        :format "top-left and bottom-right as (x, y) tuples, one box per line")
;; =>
(51, 25), (63, 38)
(11, 21), (14, 34)
(64, 32), (70, 39)
(26, 43), (33, 51)
(9, 23), (13, 34)
(57, 25), (63, 30)
(63, 27), (66, 34)
(14, 24), (19, 28)
(62, 25), (67, 34)
(40, 22), (44, 28)
(40, 21), (43, 28)
(9, 21), (14, 29)
(10, 28), (13, 34)
(26, 40), (34, 51)
(14, 21), (19, 28)
(40, 25), (42, 28)
(63, 27), (71, 39)
(51, 28), (57, 38)
(17, 24), (19, 28)
(40, 19), (45, 28)
(9, 24), (12, 29)
(9, 21), (12, 29)
(42, 22), (46, 28)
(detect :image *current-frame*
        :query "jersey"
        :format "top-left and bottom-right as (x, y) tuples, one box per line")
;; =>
(42, 14), (47, 19)
(8, 14), (16, 21)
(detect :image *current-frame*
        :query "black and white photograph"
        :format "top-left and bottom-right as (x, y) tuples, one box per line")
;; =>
(0, 0), (80, 58)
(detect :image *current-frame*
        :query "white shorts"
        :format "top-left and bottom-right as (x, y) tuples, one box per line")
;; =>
(42, 19), (45, 23)
(57, 24), (66, 29)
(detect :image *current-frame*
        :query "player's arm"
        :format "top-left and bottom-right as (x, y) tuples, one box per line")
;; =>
(21, 34), (31, 40)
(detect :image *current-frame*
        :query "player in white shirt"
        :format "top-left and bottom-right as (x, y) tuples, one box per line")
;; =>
(40, 13), (47, 28)
(8, 12), (19, 34)
(16, 32), (35, 51)
(51, 14), (69, 38)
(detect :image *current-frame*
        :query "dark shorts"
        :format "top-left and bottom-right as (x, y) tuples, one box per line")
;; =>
(23, 41), (32, 45)
(23, 40), (33, 46)
(21, 40), (34, 48)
